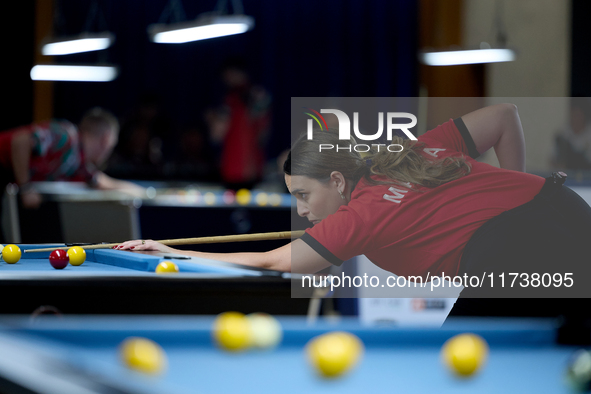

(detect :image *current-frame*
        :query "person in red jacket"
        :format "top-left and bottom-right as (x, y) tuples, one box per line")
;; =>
(206, 57), (271, 190)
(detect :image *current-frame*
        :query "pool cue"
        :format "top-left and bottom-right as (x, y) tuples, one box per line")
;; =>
(23, 230), (306, 253)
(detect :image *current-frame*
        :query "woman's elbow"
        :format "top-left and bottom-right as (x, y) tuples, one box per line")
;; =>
(502, 103), (518, 112)
(500, 103), (519, 120)
(497, 103), (522, 137)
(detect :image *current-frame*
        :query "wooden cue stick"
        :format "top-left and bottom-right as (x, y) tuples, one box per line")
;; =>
(23, 230), (306, 253)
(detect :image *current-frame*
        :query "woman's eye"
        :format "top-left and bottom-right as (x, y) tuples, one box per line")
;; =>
(300, 193), (308, 200)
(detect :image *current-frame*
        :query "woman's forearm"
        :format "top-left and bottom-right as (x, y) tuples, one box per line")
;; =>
(117, 239), (292, 272)
(168, 248), (286, 271)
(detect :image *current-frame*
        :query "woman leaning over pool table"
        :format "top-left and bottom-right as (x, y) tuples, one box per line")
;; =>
(116, 104), (591, 314)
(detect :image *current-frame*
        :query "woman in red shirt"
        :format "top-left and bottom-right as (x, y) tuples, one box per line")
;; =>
(118, 104), (591, 314)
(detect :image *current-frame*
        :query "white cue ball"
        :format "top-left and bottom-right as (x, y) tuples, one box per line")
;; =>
(247, 313), (282, 349)
(0, 244), (3, 261)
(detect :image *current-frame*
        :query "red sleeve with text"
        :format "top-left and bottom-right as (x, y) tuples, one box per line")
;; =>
(419, 118), (480, 159)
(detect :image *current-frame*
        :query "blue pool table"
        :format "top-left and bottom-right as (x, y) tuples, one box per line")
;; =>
(0, 316), (581, 394)
(0, 245), (310, 315)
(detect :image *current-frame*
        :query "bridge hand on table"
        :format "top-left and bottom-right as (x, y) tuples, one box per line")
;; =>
(114, 240), (175, 253)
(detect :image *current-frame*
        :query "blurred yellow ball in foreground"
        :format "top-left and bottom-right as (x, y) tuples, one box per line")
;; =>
(213, 312), (252, 351)
(306, 331), (364, 378)
(247, 313), (282, 349)
(441, 333), (488, 377)
(120, 337), (167, 375)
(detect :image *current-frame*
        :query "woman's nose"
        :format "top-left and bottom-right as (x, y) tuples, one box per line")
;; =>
(297, 200), (309, 217)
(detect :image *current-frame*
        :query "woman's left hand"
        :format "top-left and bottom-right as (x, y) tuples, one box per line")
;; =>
(114, 239), (175, 253)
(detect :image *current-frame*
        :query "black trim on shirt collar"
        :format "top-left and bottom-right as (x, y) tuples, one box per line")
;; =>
(300, 232), (344, 266)
(453, 118), (480, 159)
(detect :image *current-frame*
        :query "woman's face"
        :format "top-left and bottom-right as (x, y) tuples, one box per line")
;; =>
(285, 174), (346, 224)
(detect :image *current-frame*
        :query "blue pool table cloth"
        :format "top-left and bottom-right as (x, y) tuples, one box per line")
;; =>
(0, 316), (580, 394)
(0, 244), (262, 276)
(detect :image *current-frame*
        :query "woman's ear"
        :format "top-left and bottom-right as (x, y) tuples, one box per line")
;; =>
(329, 171), (346, 191)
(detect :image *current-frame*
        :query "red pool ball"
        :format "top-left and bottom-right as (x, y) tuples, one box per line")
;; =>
(49, 249), (69, 269)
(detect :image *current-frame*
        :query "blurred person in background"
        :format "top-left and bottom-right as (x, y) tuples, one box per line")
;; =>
(0, 107), (143, 241)
(206, 56), (271, 190)
(552, 97), (591, 170)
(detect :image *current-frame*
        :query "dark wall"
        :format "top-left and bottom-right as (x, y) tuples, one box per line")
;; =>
(1, 1), (35, 130)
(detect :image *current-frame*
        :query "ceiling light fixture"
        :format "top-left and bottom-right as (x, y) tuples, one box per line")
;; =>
(421, 47), (516, 66)
(148, 0), (254, 44)
(420, 0), (516, 66)
(42, 32), (114, 56)
(41, 0), (114, 56)
(30, 65), (118, 82)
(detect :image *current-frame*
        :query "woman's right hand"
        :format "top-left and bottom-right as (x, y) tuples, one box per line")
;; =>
(114, 239), (175, 253)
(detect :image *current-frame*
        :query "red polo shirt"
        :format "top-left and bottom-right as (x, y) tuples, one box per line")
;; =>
(301, 118), (545, 278)
(0, 120), (96, 185)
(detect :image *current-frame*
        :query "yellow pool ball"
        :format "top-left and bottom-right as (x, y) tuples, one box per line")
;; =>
(255, 192), (268, 206)
(2, 244), (21, 264)
(67, 246), (86, 266)
(204, 192), (217, 205)
(120, 337), (167, 375)
(213, 311), (252, 352)
(306, 331), (364, 378)
(441, 333), (489, 377)
(247, 313), (282, 349)
(236, 188), (252, 205)
(155, 261), (179, 274)
(268, 193), (282, 207)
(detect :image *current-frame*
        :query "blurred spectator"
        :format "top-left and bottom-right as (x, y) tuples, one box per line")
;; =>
(206, 56), (271, 190)
(0, 107), (143, 241)
(552, 97), (591, 170)
(107, 93), (173, 179)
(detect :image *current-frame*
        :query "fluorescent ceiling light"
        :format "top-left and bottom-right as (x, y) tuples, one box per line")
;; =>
(420, 48), (516, 66)
(41, 33), (114, 56)
(149, 15), (254, 43)
(30, 65), (118, 82)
